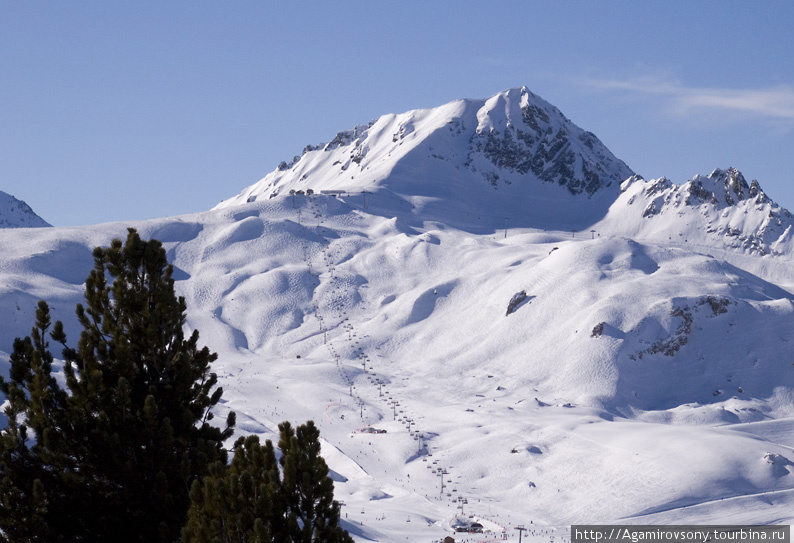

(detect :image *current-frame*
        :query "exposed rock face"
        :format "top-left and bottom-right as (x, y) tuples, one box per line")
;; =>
(685, 168), (765, 207)
(637, 168), (774, 214)
(505, 290), (528, 316)
(616, 168), (794, 255)
(466, 87), (633, 195)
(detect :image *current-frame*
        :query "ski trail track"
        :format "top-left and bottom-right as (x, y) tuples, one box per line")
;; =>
(281, 195), (569, 541)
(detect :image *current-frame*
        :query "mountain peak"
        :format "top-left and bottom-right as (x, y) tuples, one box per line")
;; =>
(0, 191), (51, 228)
(630, 167), (772, 211)
(699, 167), (765, 205)
(216, 87), (634, 229)
(466, 86), (632, 195)
(610, 168), (792, 255)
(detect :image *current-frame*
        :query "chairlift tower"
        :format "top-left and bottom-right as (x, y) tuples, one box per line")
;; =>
(457, 496), (468, 515)
(517, 525), (527, 543)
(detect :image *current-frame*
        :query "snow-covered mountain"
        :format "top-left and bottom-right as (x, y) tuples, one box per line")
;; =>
(1, 88), (793, 539)
(218, 86), (792, 257)
(599, 168), (794, 256)
(217, 86), (635, 231)
(0, 190), (51, 228)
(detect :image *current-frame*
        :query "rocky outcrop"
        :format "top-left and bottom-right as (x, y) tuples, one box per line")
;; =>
(466, 88), (633, 195)
(617, 168), (794, 255)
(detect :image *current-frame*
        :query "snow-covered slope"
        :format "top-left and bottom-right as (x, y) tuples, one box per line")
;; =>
(217, 87), (635, 232)
(1, 197), (792, 539)
(1, 89), (793, 540)
(0, 190), (51, 228)
(599, 168), (794, 257)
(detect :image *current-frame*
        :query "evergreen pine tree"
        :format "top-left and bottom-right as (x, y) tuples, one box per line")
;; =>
(181, 421), (352, 543)
(278, 421), (352, 543)
(181, 435), (285, 543)
(0, 228), (235, 543)
(0, 302), (64, 543)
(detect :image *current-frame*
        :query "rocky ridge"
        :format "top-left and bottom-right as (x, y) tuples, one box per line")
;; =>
(612, 168), (794, 255)
(464, 87), (633, 194)
(0, 191), (51, 228)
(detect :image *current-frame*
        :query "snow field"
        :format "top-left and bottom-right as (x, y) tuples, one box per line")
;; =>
(0, 192), (793, 541)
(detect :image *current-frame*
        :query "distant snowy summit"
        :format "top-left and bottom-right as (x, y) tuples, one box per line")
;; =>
(0, 191), (51, 228)
(216, 87), (793, 250)
(608, 168), (794, 255)
(461, 86), (633, 195)
(216, 87), (635, 229)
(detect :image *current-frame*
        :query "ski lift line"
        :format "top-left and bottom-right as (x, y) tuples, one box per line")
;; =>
(294, 203), (449, 507)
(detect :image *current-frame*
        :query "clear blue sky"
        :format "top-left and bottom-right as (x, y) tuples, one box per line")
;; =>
(3, 2), (794, 226)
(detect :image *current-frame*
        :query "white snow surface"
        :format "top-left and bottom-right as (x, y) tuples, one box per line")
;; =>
(2, 88), (794, 540)
(216, 86), (635, 233)
(0, 190), (51, 228)
(1, 197), (793, 540)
